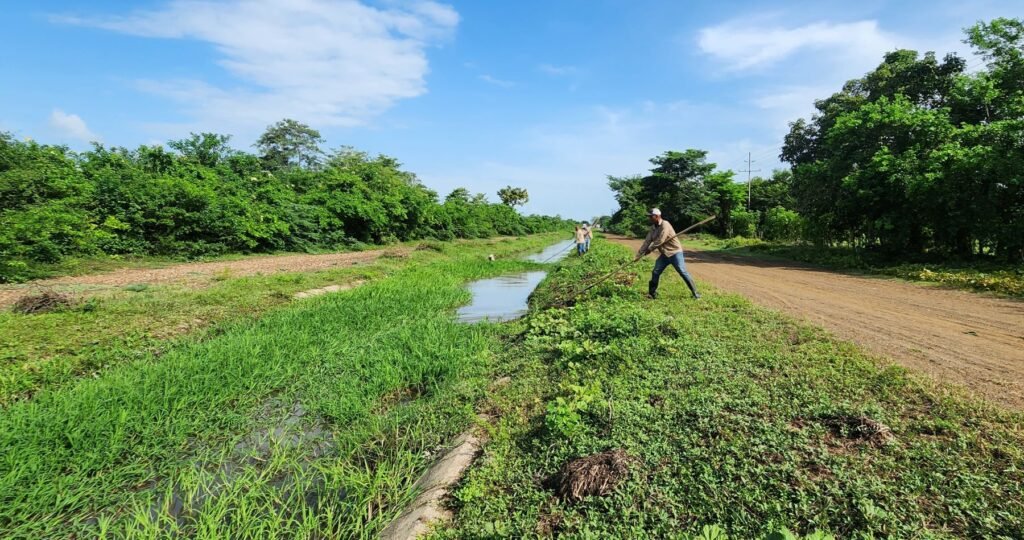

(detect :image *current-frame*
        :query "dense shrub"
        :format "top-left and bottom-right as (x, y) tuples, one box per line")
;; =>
(762, 206), (804, 241)
(0, 130), (571, 282)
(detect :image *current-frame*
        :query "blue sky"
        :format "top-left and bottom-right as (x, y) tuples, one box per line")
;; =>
(2, 1), (1020, 219)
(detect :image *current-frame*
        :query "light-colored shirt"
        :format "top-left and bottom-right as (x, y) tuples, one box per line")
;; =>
(638, 219), (682, 257)
(574, 228), (586, 243)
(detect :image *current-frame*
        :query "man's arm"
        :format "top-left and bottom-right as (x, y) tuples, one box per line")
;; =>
(636, 226), (657, 258)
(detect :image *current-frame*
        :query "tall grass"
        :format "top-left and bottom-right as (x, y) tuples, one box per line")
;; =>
(0, 235), (557, 538)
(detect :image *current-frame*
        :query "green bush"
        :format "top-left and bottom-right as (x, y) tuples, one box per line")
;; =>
(0, 130), (573, 282)
(762, 206), (804, 241)
(730, 208), (758, 237)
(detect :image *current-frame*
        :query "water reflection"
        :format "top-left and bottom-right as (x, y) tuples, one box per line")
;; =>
(525, 239), (575, 263)
(456, 271), (548, 323)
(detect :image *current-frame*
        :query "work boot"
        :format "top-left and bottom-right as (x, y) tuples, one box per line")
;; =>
(648, 280), (658, 299)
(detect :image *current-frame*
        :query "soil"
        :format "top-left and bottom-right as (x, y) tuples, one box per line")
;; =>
(607, 235), (1024, 410)
(0, 248), (406, 309)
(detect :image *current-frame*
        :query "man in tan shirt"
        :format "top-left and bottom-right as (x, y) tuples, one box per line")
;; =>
(636, 208), (700, 299)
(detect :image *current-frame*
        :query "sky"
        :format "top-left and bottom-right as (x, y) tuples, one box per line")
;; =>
(1, 0), (1020, 220)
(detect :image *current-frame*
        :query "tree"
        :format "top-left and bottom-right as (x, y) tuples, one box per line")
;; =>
(255, 119), (324, 170)
(778, 18), (1024, 259)
(168, 133), (234, 168)
(606, 150), (739, 235)
(497, 185), (529, 207)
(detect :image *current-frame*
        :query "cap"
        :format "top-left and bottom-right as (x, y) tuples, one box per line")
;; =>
(649, 208), (661, 216)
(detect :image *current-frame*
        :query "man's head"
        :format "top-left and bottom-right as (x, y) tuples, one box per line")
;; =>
(648, 208), (662, 225)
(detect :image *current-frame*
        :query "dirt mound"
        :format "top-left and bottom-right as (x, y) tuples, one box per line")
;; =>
(12, 291), (74, 314)
(555, 449), (632, 502)
(819, 414), (895, 446)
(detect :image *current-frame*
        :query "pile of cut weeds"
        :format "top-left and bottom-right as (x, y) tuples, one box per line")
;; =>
(12, 291), (74, 314)
(554, 449), (632, 502)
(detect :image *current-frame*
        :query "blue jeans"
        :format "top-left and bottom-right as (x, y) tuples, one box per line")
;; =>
(584, 238), (591, 252)
(650, 252), (699, 297)
(577, 243), (585, 255)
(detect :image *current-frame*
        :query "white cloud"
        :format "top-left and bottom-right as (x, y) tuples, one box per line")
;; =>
(698, 19), (899, 72)
(479, 74), (514, 88)
(55, 0), (458, 132)
(49, 109), (100, 143)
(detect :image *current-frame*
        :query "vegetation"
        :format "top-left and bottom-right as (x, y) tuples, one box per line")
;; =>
(439, 241), (1024, 538)
(782, 17), (1024, 261)
(2, 233), (1021, 538)
(685, 234), (1024, 298)
(497, 186), (530, 208)
(0, 234), (560, 538)
(606, 151), (747, 238)
(0, 121), (570, 283)
(608, 17), (1024, 268)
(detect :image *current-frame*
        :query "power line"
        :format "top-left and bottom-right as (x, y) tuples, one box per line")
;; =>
(739, 152), (761, 209)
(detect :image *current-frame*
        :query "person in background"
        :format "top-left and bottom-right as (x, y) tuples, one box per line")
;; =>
(574, 225), (587, 256)
(583, 223), (593, 253)
(636, 208), (700, 299)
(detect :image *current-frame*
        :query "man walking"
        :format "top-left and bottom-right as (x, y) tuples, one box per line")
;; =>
(636, 208), (700, 299)
(583, 223), (593, 253)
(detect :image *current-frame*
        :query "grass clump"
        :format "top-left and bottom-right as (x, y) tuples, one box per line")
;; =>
(439, 241), (1024, 538)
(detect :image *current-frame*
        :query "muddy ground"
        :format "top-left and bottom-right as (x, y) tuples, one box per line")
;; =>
(608, 235), (1024, 410)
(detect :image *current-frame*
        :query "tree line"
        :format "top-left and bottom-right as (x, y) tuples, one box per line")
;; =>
(606, 150), (802, 242)
(0, 119), (568, 282)
(609, 17), (1023, 262)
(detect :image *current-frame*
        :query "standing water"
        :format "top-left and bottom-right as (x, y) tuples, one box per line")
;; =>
(525, 239), (576, 263)
(456, 239), (574, 323)
(456, 271), (548, 323)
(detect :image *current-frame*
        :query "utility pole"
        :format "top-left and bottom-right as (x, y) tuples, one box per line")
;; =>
(740, 152), (761, 209)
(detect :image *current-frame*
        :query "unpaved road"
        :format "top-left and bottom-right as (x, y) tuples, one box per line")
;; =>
(0, 248), (408, 309)
(608, 235), (1024, 410)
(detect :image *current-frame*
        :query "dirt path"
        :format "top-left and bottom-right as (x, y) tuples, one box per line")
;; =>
(607, 235), (1024, 410)
(0, 248), (408, 308)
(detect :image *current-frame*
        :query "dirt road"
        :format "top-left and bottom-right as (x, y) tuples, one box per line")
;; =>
(608, 235), (1024, 410)
(0, 248), (408, 309)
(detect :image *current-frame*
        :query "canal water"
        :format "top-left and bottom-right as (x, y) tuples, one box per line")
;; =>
(456, 239), (574, 323)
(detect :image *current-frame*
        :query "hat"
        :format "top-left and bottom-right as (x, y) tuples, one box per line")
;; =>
(649, 208), (661, 216)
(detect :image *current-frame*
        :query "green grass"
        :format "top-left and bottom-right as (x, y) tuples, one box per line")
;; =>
(0, 234), (559, 538)
(0, 236), (553, 405)
(683, 235), (1024, 298)
(4, 235), (1022, 538)
(437, 241), (1024, 538)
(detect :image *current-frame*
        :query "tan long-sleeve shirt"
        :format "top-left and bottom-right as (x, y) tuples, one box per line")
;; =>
(638, 219), (682, 257)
